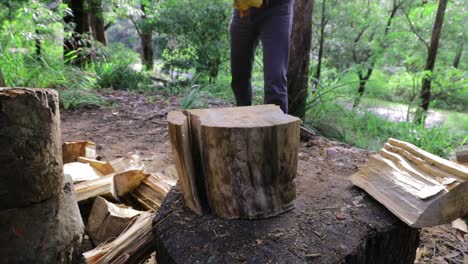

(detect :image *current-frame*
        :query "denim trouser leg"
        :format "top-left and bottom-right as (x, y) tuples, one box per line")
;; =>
(230, 13), (259, 107)
(260, 3), (293, 113)
(230, 2), (293, 113)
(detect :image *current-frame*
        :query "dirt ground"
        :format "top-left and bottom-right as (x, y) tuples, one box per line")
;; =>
(60, 89), (467, 264)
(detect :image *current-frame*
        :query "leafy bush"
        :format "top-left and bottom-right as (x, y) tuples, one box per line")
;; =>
(92, 44), (153, 90)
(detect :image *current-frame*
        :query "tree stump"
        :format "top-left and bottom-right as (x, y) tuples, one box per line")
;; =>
(0, 88), (84, 264)
(153, 155), (420, 263)
(168, 105), (301, 219)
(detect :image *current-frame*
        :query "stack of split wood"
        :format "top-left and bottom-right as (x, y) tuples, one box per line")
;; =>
(62, 141), (176, 263)
(351, 138), (468, 228)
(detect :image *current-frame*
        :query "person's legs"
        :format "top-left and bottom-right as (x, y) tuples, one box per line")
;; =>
(259, 2), (294, 113)
(230, 10), (259, 107)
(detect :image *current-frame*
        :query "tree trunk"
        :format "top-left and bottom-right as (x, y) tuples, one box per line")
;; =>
(312, 0), (326, 92)
(452, 34), (463, 69)
(287, 0), (314, 119)
(352, 68), (373, 109)
(416, 0), (448, 123)
(0, 68), (5, 87)
(140, 4), (154, 71)
(168, 105), (301, 219)
(64, 0), (91, 64)
(0, 88), (84, 263)
(90, 0), (107, 46)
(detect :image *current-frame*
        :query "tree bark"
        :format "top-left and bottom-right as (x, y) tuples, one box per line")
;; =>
(287, 0), (314, 119)
(140, 4), (154, 71)
(168, 105), (301, 219)
(312, 0), (326, 91)
(64, 0), (91, 64)
(416, 0), (448, 123)
(0, 88), (84, 263)
(154, 176), (420, 263)
(89, 0), (107, 46)
(0, 68), (5, 87)
(352, 67), (373, 109)
(452, 34), (463, 69)
(0, 88), (63, 210)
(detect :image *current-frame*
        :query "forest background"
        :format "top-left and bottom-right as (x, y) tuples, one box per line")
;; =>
(0, 0), (466, 157)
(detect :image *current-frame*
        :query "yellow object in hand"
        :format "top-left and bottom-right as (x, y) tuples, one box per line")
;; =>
(234, 0), (263, 17)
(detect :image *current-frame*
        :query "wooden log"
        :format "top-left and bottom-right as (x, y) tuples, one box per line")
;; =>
(64, 162), (102, 182)
(388, 138), (468, 180)
(87, 196), (142, 244)
(84, 212), (154, 264)
(0, 174), (84, 264)
(351, 138), (468, 227)
(456, 149), (468, 164)
(75, 174), (114, 202)
(0, 88), (63, 210)
(109, 154), (145, 174)
(113, 169), (150, 198)
(77, 156), (115, 175)
(129, 170), (177, 211)
(62, 141), (96, 164)
(168, 105), (301, 219)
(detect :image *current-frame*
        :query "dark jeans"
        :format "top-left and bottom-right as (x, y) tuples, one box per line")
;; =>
(230, 1), (294, 113)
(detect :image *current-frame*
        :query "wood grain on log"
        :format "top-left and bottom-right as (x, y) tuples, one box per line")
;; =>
(87, 196), (142, 244)
(62, 141), (96, 164)
(84, 212), (154, 264)
(351, 138), (468, 227)
(168, 105), (301, 219)
(0, 88), (63, 210)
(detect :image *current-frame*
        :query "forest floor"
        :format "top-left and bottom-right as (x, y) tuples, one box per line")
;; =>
(60, 89), (467, 264)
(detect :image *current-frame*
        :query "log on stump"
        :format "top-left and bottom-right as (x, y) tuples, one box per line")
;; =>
(153, 174), (420, 263)
(0, 88), (84, 263)
(168, 105), (301, 219)
(0, 88), (63, 209)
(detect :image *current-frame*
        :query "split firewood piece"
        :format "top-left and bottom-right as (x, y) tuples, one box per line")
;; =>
(129, 168), (177, 211)
(83, 212), (154, 264)
(64, 162), (102, 182)
(77, 157), (115, 175)
(113, 170), (150, 198)
(109, 154), (145, 174)
(168, 105), (301, 219)
(75, 174), (114, 202)
(87, 197), (142, 244)
(350, 138), (468, 227)
(63, 141), (96, 164)
(388, 138), (468, 180)
(456, 149), (468, 165)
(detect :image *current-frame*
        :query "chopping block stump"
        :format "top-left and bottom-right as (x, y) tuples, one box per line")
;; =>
(154, 129), (420, 263)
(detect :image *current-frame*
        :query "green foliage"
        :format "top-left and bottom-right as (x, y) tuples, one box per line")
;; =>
(60, 89), (108, 110)
(92, 44), (153, 90)
(156, 0), (231, 81)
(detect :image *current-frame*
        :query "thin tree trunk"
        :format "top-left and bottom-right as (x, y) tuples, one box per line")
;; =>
(0, 68), (6, 87)
(416, 0), (448, 123)
(140, 4), (154, 71)
(352, 68), (373, 109)
(287, 0), (314, 119)
(452, 34), (463, 69)
(352, 0), (402, 109)
(312, 0), (326, 91)
(35, 29), (41, 58)
(64, 0), (91, 65)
